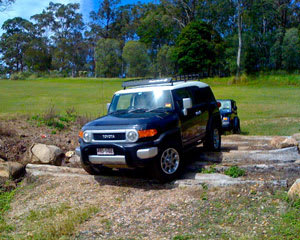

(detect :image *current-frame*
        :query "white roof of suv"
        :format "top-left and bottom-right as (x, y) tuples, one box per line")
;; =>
(116, 81), (209, 94)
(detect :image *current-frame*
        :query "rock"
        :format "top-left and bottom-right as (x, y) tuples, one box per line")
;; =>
(270, 136), (286, 148)
(292, 133), (300, 141)
(270, 136), (298, 149)
(282, 137), (298, 148)
(65, 151), (75, 158)
(69, 155), (81, 167)
(23, 143), (64, 166)
(288, 179), (300, 200)
(0, 161), (25, 179)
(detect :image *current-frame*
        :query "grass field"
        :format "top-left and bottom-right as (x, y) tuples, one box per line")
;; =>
(0, 76), (299, 136)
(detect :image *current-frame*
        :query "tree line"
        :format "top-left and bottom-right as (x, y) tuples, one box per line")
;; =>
(0, 0), (300, 79)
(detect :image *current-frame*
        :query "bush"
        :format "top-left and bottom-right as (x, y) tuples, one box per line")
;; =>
(224, 166), (246, 178)
(30, 106), (82, 131)
(10, 72), (31, 80)
(78, 71), (88, 77)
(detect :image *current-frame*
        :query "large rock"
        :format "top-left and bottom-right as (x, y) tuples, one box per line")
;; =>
(270, 136), (298, 149)
(288, 179), (300, 200)
(24, 143), (64, 166)
(0, 161), (26, 179)
(292, 133), (300, 141)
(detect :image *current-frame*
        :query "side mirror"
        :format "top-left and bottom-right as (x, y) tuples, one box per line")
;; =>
(217, 102), (221, 108)
(233, 106), (237, 111)
(182, 98), (192, 116)
(106, 103), (111, 111)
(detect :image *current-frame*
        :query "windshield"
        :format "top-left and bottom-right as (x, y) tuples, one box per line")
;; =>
(109, 90), (173, 114)
(218, 100), (231, 110)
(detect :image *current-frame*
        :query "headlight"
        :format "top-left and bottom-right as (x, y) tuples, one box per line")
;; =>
(223, 117), (229, 121)
(126, 130), (138, 142)
(83, 131), (92, 143)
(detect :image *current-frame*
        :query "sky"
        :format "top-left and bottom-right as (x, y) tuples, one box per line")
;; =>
(0, 0), (155, 32)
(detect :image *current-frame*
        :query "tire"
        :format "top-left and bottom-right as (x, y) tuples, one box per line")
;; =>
(152, 146), (182, 183)
(233, 117), (241, 134)
(81, 160), (112, 175)
(204, 121), (221, 152)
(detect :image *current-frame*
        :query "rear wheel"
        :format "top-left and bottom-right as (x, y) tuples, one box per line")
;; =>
(204, 122), (221, 152)
(233, 117), (241, 134)
(152, 146), (182, 183)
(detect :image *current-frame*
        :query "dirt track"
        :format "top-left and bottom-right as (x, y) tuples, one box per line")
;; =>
(1, 118), (300, 239)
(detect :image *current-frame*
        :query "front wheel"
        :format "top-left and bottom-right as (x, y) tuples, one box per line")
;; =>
(81, 160), (112, 175)
(204, 123), (221, 152)
(152, 146), (182, 183)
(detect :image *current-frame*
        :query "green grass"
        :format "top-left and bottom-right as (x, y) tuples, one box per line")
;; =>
(171, 190), (300, 240)
(17, 203), (99, 240)
(0, 189), (16, 238)
(0, 75), (299, 135)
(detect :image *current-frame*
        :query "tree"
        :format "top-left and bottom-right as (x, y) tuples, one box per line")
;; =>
(161, 0), (199, 29)
(31, 2), (86, 76)
(95, 38), (121, 77)
(173, 21), (220, 75)
(122, 41), (150, 77)
(24, 39), (51, 72)
(157, 45), (175, 77)
(282, 28), (300, 71)
(89, 0), (120, 39)
(0, 0), (15, 11)
(0, 17), (35, 73)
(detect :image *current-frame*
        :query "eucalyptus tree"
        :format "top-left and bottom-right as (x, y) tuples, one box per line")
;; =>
(0, 17), (35, 72)
(122, 41), (150, 77)
(31, 2), (86, 76)
(0, 0), (15, 11)
(95, 38), (122, 77)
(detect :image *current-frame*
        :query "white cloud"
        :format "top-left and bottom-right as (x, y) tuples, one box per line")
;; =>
(0, 0), (92, 33)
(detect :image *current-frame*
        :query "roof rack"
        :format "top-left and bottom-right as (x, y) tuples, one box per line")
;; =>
(122, 73), (208, 89)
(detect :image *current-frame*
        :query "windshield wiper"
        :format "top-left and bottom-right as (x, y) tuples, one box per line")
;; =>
(128, 108), (148, 113)
(147, 107), (172, 112)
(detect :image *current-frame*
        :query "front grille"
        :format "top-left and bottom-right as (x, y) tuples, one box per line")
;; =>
(93, 133), (126, 141)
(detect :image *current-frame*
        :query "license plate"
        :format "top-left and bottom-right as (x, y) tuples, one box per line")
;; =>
(97, 148), (114, 155)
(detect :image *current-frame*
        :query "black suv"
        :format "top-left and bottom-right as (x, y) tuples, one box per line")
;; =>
(217, 99), (241, 134)
(76, 78), (222, 182)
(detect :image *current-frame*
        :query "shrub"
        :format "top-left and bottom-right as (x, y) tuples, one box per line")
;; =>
(224, 166), (246, 178)
(10, 72), (31, 80)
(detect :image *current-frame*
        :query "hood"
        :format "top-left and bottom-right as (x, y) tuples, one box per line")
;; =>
(82, 111), (178, 131)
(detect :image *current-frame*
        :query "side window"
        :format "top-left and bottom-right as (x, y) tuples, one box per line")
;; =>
(189, 86), (202, 105)
(173, 88), (193, 109)
(197, 87), (216, 104)
(205, 87), (216, 102)
(189, 86), (214, 105)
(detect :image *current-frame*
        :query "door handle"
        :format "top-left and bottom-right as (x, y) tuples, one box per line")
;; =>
(195, 110), (202, 116)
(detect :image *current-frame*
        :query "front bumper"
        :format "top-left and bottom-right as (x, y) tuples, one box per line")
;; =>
(78, 141), (159, 168)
